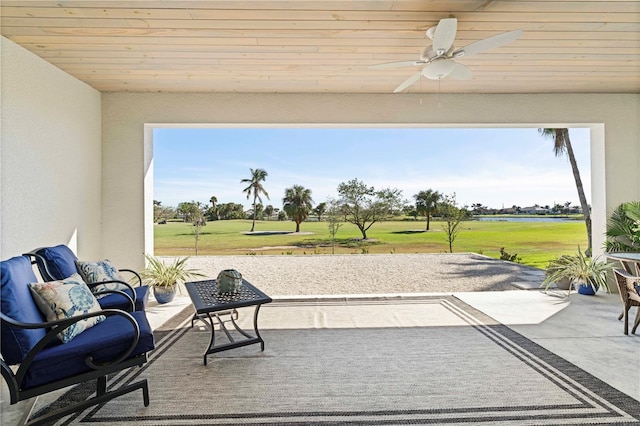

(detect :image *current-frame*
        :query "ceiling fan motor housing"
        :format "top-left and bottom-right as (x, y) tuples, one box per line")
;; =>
(420, 47), (435, 61)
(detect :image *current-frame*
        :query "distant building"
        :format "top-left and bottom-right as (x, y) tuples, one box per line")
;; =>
(521, 206), (549, 215)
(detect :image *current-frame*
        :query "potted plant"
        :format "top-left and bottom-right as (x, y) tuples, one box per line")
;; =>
(541, 248), (613, 295)
(541, 255), (575, 291)
(139, 254), (205, 304)
(605, 201), (640, 253)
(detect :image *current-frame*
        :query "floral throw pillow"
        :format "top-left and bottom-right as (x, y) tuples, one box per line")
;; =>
(29, 274), (105, 343)
(75, 259), (129, 299)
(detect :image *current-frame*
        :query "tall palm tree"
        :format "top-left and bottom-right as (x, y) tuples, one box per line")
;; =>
(241, 168), (269, 232)
(414, 189), (441, 231)
(539, 128), (592, 255)
(283, 185), (313, 232)
(208, 195), (218, 220)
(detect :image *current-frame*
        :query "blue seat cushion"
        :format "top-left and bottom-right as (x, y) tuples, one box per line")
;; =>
(35, 245), (78, 281)
(1, 256), (47, 365)
(22, 310), (155, 389)
(98, 286), (150, 311)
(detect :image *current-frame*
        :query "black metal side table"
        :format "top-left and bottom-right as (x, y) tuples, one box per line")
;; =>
(185, 279), (272, 365)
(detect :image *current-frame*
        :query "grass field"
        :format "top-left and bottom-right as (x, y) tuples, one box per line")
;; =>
(154, 218), (588, 269)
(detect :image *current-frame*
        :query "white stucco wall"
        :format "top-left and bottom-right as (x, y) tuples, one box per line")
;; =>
(102, 93), (639, 268)
(0, 37), (102, 260)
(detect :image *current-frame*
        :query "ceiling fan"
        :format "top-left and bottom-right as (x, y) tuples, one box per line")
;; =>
(370, 18), (522, 93)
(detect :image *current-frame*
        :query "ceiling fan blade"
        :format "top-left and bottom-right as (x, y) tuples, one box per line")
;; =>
(422, 59), (456, 80)
(369, 60), (424, 69)
(393, 72), (421, 93)
(432, 18), (457, 55)
(450, 62), (472, 80)
(453, 29), (522, 58)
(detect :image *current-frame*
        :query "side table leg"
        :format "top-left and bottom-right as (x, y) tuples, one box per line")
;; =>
(253, 304), (265, 351)
(204, 312), (216, 366)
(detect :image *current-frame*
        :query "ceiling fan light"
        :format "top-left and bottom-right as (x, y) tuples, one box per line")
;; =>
(422, 59), (456, 80)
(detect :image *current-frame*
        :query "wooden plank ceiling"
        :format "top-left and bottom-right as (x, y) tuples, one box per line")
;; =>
(1, 1), (638, 94)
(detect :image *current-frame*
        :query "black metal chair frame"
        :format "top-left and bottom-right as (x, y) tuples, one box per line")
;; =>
(1, 308), (149, 426)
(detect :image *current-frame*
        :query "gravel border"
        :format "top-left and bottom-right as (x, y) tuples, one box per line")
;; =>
(172, 253), (545, 297)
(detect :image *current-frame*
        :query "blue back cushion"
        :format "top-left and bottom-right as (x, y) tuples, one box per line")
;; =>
(1, 256), (47, 364)
(35, 245), (78, 281)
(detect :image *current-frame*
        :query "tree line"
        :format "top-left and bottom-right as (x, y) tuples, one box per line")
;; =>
(154, 169), (469, 238)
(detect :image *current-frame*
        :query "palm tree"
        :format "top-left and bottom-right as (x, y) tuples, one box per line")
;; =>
(539, 128), (592, 255)
(241, 168), (270, 232)
(414, 189), (441, 231)
(208, 195), (218, 220)
(283, 185), (314, 232)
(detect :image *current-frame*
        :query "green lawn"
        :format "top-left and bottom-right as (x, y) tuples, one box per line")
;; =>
(154, 218), (588, 269)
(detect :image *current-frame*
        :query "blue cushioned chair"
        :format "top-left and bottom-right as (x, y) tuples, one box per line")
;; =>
(26, 245), (149, 312)
(1, 255), (155, 425)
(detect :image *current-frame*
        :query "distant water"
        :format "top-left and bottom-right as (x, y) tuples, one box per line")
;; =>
(475, 216), (576, 223)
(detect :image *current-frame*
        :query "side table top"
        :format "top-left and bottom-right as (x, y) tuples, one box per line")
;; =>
(185, 279), (272, 314)
(606, 252), (640, 262)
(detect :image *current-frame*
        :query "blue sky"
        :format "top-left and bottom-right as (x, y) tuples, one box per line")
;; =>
(153, 127), (591, 210)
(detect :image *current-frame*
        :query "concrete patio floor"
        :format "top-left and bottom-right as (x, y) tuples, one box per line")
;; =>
(2, 288), (638, 425)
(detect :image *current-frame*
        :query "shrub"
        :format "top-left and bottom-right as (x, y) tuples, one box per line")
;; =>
(499, 247), (521, 263)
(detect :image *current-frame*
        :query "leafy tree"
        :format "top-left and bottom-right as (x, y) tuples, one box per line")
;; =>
(539, 128), (592, 255)
(217, 202), (245, 220)
(205, 206), (218, 221)
(440, 194), (467, 253)
(337, 178), (404, 240)
(176, 202), (190, 222)
(471, 203), (486, 214)
(277, 210), (288, 221)
(552, 203), (564, 214)
(177, 201), (207, 255)
(253, 203), (264, 220)
(177, 201), (205, 224)
(414, 189), (441, 231)
(264, 205), (274, 221)
(153, 200), (175, 223)
(314, 202), (327, 221)
(403, 204), (418, 220)
(326, 198), (344, 254)
(241, 168), (270, 232)
(283, 185), (314, 232)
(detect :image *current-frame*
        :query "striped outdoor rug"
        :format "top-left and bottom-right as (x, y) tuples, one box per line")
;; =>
(41, 295), (640, 425)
